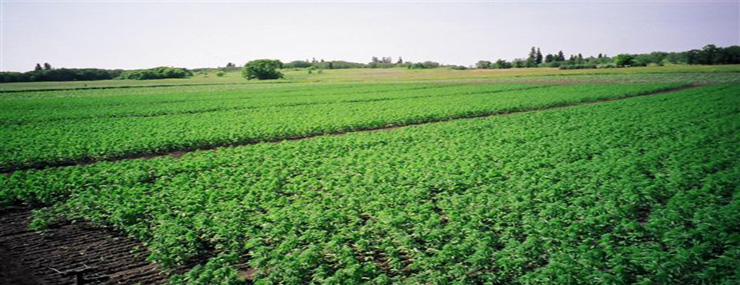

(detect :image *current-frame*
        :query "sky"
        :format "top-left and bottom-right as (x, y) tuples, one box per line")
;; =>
(1, 0), (738, 72)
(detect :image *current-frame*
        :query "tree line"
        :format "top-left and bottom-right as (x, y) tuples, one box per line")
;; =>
(3, 44), (737, 83)
(476, 44), (740, 70)
(281, 57), (469, 70)
(0, 62), (125, 83)
(118, 67), (193, 80)
(0, 64), (192, 83)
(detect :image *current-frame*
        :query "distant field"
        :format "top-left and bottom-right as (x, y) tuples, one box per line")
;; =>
(1, 64), (739, 91)
(0, 67), (738, 284)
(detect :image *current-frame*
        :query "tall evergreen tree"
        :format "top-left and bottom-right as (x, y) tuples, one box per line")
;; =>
(527, 47), (538, 67)
(557, 51), (565, 61)
(34, 63), (42, 71)
(536, 48), (543, 64)
(43, 63), (52, 70)
(544, 54), (554, 63)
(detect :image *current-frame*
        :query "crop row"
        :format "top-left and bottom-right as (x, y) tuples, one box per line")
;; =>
(0, 84), (538, 124)
(0, 84), (679, 171)
(3, 84), (738, 283)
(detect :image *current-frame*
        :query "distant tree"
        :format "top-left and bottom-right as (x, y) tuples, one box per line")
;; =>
(493, 59), (512, 69)
(226, 62), (236, 68)
(241, 59), (284, 80)
(119, 67), (192, 80)
(527, 47), (537, 67)
(324, 60), (366, 69)
(34, 63), (43, 71)
(723, 45), (740, 64)
(513, 58), (526, 68)
(536, 48), (543, 65)
(475, 60), (492, 69)
(406, 61), (440, 69)
(614, 54), (635, 67)
(685, 50), (700, 65)
(369, 56), (396, 68)
(544, 54), (554, 63)
(284, 60), (313, 68)
(397, 57), (403, 64)
(557, 51), (565, 61)
(699, 44), (718, 64)
(43, 63), (52, 70)
(577, 53), (584, 64)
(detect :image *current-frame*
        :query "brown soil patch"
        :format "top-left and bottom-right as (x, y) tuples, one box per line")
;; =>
(0, 207), (166, 284)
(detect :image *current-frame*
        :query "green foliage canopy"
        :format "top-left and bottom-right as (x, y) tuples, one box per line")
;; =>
(118, 67), (193, 80)
(242, 59), (284, 80)
(615, 54), (636, 67)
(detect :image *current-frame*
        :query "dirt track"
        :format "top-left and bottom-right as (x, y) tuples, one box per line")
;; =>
(0, 207), (166, 285)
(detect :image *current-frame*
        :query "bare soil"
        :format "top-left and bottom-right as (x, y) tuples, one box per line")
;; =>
(0, 207), (166, 285)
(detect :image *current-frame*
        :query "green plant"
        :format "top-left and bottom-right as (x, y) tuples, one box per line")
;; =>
(0, 84), (680, 172)
(241, 59), (284, 80)
(614, 54), (635, 67)
(4, 85), (738, 283)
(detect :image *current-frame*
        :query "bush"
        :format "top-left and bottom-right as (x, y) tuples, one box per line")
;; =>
(559, 64), (597, 70)
(216, 71), (225, 77)
(493, 59), (513, 69)
(284, 60), (313, 68)
(0, 68), (123, 83)
(407, 61), (441, 69)
(614, 54), (635, 67)
(119, 67), (193, 80)
(597, 63), (617, 68)
(242, 59), (284, 80)
(475, 60), (492, 69)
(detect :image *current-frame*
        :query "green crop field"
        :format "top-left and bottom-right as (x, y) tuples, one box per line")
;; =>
(1, 67), (739, 284)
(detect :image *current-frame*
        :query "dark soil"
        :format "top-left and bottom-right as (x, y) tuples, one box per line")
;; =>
(0, 207), (166, 285)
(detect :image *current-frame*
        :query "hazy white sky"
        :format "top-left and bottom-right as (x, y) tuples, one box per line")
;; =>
(1, 0), (738, 71)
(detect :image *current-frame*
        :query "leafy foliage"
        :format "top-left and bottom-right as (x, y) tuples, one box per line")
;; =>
(559, 64), (597, 70)
(118, 67), (193, 80)
(0, 68), (124, 83)
(407, 61), (441, 69)
(477, 44), (740, 69)
(0, 84), (680, 171)
(241, 59), (284, 80)
(615, 54), (636, 67)
(3, 85), (738, 283)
